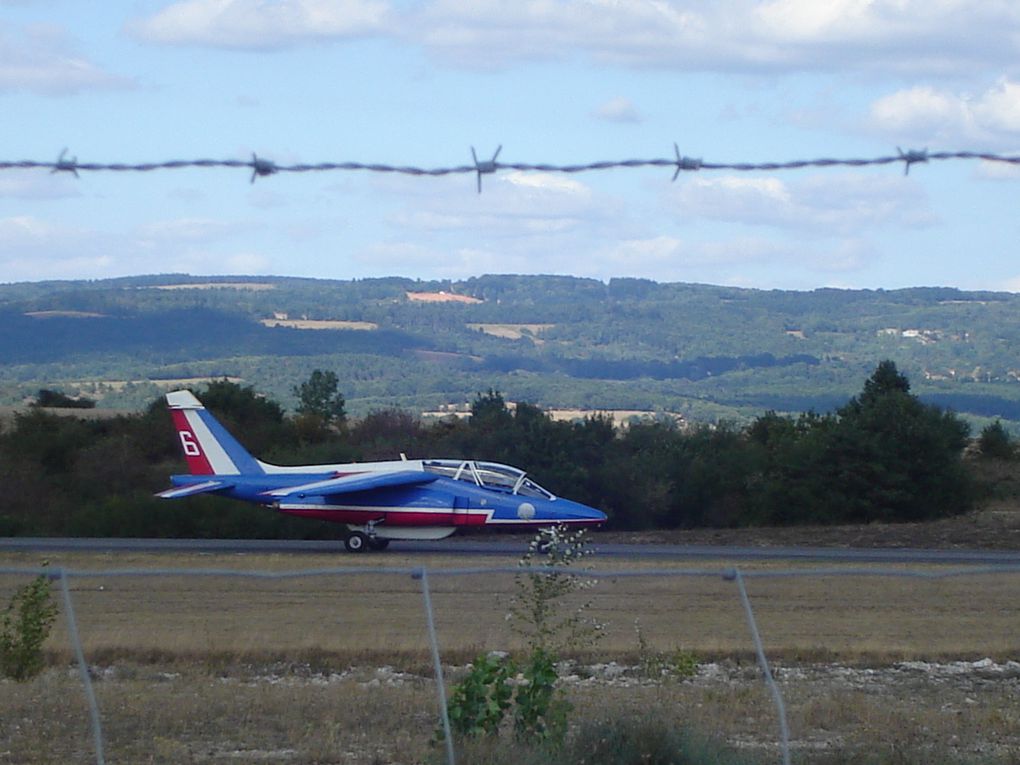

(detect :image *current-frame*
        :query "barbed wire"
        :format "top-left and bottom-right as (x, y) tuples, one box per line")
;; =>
(2, 145), (1018, 192)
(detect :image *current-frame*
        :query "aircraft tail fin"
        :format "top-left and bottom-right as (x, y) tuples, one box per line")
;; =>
(166, 390), (264, 476)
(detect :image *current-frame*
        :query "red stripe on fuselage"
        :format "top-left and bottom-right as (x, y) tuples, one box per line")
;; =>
(280, 508), (486, 526)
(170, 409), (214, 475)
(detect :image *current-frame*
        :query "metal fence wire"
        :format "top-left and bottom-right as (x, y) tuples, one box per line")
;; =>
(3, 562), (1020, 765)
(3, 146), (1019, 190)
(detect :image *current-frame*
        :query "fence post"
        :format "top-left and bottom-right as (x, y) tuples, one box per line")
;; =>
(416, 567), (455, 765)
(725, 567), (791, 765)
(57, 568), (106, 765)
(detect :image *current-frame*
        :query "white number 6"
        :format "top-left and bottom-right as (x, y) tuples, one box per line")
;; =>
(179, 431), (201, 457)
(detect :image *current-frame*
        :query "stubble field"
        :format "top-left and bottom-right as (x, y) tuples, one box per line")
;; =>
(2, 548), (1020, 763)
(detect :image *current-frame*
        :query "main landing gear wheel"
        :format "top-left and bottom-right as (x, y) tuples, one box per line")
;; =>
(344, 531), (369, 553)
(368, 538), (390, 551)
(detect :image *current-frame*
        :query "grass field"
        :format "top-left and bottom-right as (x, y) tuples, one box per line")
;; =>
(2, 549), (1020, 763)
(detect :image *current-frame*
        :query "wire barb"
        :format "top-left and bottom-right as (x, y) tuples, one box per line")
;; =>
(898, 147), (929, 176)
(52, 148), (79, 177)
(471, 145), (502, 193)
(249, 153), (277, 184)
(672, 143), (702, 180)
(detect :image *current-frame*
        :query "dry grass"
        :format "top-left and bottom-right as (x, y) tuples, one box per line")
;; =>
(405, 292), (482, 304)
(2, 551), (1019, 664)
(3, 550), (1020, 763)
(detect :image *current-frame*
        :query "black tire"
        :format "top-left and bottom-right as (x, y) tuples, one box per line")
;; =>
(368, 538), (390, 551)
(344, 531), (369, 553)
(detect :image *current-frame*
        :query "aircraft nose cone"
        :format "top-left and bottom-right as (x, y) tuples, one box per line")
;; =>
(560, 499), (607, 526)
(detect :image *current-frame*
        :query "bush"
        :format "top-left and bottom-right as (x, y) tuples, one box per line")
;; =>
(569, 716), (760, 765)
(1, 571), (59, 681)
(978, 420), (1015, 460)
(441, 716), (760, 765)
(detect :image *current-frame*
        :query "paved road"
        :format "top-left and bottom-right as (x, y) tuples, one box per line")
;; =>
(3, 537), (1020, 565)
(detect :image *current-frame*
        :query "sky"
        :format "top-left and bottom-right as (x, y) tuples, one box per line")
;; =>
(1, 0), (1018, 292)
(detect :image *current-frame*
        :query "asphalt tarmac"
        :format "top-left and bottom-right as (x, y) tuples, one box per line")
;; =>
(3, 536), (1020, 565)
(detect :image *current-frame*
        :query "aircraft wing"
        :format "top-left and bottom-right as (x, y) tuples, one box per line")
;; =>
(264, 470), (439, 499)
(156, 479), (234, 499)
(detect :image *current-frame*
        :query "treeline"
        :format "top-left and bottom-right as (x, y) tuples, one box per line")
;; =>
(0, 362), (1001, 539)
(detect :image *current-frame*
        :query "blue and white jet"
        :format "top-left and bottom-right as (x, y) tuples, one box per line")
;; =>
(158, 390), (607, 551)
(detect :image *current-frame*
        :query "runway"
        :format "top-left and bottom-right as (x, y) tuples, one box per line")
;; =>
(3, 536), (1020, 565)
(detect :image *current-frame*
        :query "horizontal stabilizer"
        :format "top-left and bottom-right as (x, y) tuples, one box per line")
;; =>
(264, 470), (438, 499)
(156, 480), (233, 499)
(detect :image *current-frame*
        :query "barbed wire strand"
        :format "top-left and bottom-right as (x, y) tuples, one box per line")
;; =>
(5, 562), (1020, 765)
(2, 146), (1019, 191)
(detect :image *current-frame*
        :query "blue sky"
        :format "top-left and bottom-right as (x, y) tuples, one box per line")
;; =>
(1, 0), (1018, 291)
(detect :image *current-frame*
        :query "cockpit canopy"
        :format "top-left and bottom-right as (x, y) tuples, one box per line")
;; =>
(422, 459), (555, 500)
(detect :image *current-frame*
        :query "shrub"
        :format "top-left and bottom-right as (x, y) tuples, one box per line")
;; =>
(1, 570), (59, 681)
(978, 420), (1015, 460)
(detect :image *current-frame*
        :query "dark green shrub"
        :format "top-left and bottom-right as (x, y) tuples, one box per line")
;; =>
(1, 572), (59, 681)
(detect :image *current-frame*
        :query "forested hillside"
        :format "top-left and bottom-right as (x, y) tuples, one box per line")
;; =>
(3, 274), (1020, 430)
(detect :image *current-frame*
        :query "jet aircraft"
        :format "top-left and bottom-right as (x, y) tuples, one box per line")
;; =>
(158, 390), (607, 551)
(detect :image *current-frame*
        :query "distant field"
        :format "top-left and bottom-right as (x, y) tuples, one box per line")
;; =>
(149, 282), (276, 291)
(467, 323), (554, 341)
(23, 310), (105, 318)
(259, 319), (378, 331)
(405, 291), (482, 304)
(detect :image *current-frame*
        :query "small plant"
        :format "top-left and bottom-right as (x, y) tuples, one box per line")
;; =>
(635, 619), (700, 680)
(509, 524), (604, 656)
(1, 567), (59, 681)
(443, 525), (605, 748)
(512, 648), (570, 744)
(443, 652), (516, 738)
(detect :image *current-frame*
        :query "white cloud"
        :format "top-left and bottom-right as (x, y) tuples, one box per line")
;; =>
(0, 23), (131, 94)
(134, 218), (246, 243)
(0, 170), (80, 200)
(128, 0), (391, 49)
(868, 80), (1020, 149)
(406, 0), (1020, 76)
(0, 214), (272, 282)
(598, 234), (875, 284)
(390, 172), (610, 238)
(592, 97), (642, 124)
(671, 172), (936, 233)
(0, 216), (118, 281)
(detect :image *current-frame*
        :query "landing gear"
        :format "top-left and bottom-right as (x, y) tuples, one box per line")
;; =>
(344, 522), (390, 553)
(344, 531), (369, 553)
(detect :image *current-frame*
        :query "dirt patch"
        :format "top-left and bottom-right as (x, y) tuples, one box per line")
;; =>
(406, 291), (482, 304)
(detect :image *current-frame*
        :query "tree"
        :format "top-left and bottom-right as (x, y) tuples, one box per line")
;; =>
(826, 361), (972, 522)
(293, 370), (346, 427)
(978, 420), (1014, 460)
